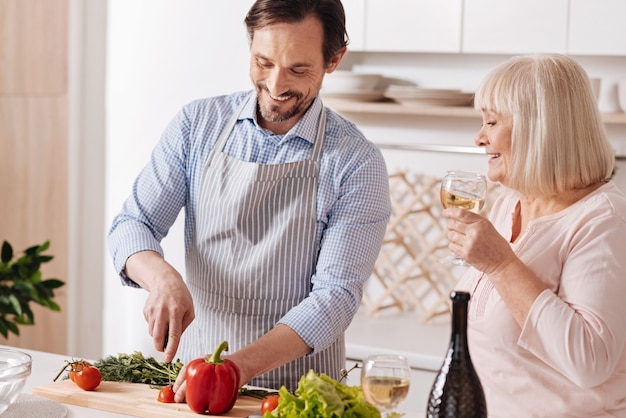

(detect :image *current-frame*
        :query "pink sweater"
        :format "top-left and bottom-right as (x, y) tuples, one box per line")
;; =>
(457, 181), (626, 417)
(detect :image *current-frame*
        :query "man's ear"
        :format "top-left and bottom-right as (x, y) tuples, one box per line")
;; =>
(326, 47), (347, 74)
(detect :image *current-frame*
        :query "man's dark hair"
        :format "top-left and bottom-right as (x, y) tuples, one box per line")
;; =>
(245, 0), (349, 67)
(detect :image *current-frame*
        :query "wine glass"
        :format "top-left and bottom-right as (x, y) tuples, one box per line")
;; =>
(361, 354), (411, 418)
(439, 170), (488, 266)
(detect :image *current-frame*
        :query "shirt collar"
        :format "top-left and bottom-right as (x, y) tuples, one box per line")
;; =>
(239, 90), (324, 145)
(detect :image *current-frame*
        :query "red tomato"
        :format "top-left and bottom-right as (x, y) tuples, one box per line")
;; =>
(68, 360), (91, 383)
(157, 384), (176, 403)
(261, 394), (280, 414)
(71, 363), (101, 391)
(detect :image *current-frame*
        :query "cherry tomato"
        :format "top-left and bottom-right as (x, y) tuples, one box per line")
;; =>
(261, 394), (280, 414)
(70, 362), (101, 391)
(157, 384), (176, 403)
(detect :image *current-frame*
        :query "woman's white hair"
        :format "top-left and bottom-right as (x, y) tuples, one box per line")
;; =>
(474, 54), (614, 197)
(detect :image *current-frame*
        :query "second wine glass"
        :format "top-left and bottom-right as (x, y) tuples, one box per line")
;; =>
(439, 171), (488, 266)
(361, 354), (411, 418)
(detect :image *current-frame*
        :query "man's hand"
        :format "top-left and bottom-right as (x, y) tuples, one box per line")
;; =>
(125, 250), (195, 363)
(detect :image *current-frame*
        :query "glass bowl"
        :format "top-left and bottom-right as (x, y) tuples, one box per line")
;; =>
(0, 348), (32, 414)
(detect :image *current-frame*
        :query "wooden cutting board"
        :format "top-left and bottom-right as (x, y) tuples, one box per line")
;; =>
(32, 380), (263, 418)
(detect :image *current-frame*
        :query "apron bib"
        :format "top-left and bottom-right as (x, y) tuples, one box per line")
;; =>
(180, 93), (344, 390)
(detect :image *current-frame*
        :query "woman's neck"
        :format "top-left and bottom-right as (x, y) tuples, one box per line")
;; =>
(510, 181), (606, 242)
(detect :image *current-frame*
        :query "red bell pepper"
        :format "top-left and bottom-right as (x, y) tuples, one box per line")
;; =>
(185, 340), (241, 414)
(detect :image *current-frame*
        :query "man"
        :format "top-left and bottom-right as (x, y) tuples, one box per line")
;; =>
(108, 0), (390, 395)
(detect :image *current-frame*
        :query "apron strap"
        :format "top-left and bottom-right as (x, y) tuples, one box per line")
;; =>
(204, 92), (252, 169)
(310, 107), (326, 163)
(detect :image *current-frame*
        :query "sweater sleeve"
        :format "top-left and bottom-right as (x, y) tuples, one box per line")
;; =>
(518, 202), (626, 388)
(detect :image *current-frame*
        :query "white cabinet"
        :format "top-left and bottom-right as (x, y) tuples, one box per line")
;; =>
(362, 0), (463, 53)
(568, 0), (626, 56)
(344, 0), (626, 57)
(462, 0), (568, 54)
(342, 0), (366, 51)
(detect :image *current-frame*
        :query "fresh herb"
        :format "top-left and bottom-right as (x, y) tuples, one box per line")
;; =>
(92, 352), (184, 386)
(93, 352), (278, 398)
(339, 362), (361, 383)
(239, 387), (277, 399)
(0, 240), (65, 338)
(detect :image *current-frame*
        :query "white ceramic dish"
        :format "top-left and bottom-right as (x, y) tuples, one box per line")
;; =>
(383, 85), (474, 107)
(393, 95), (474, 107)
(322, 71), (383, 92)
(321, 89), (386, 102)
(384, 85), (462, 98)
(618, 79), (626, 113)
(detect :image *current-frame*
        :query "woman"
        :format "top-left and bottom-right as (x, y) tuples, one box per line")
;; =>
(443, 54), (626, 417)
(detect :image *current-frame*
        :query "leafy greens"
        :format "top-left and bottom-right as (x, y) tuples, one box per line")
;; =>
(264, 370), (380, 418)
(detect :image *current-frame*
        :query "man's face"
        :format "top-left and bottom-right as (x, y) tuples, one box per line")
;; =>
(249, 15), (341, 134)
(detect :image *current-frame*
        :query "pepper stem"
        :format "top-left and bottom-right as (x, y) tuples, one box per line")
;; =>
(208, 340), (229, 364)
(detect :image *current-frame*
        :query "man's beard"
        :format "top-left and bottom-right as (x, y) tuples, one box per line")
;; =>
(255, 85), (309, 124)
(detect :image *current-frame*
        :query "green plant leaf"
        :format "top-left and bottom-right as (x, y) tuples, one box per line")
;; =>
(13, 281), (34, 296)
(0, 240), (64, 339)
(24, 244), (41, 256)
(41, 279), (64, 289)
(30, 270), (42, 284)
(0, 319), (9, 338)
(5, 320), (19, 336)
(8, 294), (22, 316)
(34, 255), (54, 264)
(41, 299), (61, 311)
(1, 241), (12, 263)
(14, 312), (33, 325)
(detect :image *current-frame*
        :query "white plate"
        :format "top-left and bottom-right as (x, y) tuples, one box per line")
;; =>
(394, 95), (474, 107)
(323, 71), (383, 92)
(321, 90), (387, 102)
(384, 85), (462, 96)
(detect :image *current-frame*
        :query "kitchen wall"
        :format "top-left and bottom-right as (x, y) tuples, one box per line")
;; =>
(334, 52), (626, 185)
(103, 0), (253, 358)
(0, 0), (70, 355)
(102, 0), (626, 359)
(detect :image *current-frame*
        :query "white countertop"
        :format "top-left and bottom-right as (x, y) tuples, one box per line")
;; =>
(3, 344), (131, 418)
(3, 312), (449, 417)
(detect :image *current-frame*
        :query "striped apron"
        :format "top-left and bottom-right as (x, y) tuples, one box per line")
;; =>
(180, 93), (345, 391)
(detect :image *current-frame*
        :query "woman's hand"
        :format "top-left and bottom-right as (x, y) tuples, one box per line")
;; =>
(442, 208), (516, 275)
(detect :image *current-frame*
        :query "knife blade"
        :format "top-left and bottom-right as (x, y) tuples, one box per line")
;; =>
(163, 330), (171, 385)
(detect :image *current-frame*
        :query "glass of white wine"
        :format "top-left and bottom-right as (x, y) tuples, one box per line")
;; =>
(440, 170), (488, 266)
(361, 354), (411, 418)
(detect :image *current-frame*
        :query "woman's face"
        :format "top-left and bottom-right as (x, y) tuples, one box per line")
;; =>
(475, 110), (513, 185)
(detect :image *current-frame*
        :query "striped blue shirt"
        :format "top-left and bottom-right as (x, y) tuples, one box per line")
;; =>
(108, 90), (391, 352)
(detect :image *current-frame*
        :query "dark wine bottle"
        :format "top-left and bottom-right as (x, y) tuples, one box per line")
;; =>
(426, 291), (487, 418)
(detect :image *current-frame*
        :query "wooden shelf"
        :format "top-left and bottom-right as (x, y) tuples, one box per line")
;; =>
(324, 99), (626, 125)
(603, 112), (626, 124)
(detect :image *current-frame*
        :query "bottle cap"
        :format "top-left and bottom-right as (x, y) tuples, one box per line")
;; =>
(450, 291), (471, 302)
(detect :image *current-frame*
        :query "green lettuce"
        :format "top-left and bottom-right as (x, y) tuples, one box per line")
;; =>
(263, 370), (380, 418)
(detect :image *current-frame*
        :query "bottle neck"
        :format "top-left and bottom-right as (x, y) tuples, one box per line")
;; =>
(451, 298), (469, 354)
